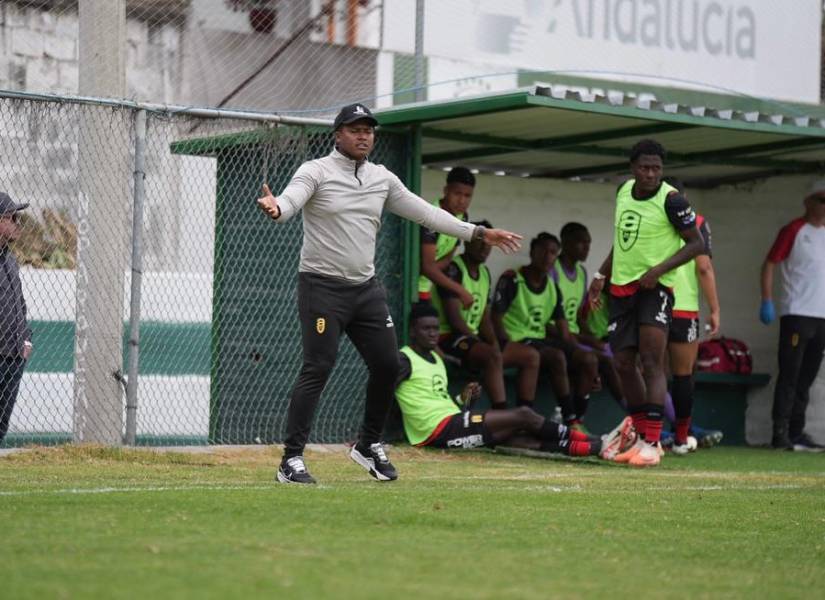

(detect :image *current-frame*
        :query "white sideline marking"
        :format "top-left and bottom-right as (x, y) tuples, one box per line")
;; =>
(0, 481), (814, 498)
(0, 483), (277, 497)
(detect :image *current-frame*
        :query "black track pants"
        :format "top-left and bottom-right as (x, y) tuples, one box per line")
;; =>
(772, 315), (825, 439)
(283, 273), (400, 458)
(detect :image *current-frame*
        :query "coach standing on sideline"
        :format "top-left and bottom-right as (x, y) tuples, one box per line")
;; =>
(258, 104), (522, 484)
(760, 180), (825, 452)
(0, 192), (32, 444)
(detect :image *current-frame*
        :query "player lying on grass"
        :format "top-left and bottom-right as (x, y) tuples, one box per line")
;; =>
(395, 302), (603, 456)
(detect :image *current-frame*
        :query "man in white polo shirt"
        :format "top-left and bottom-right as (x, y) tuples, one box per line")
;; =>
(760, 179), (825, 452)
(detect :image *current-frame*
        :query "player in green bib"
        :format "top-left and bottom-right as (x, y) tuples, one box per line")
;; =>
(395, 302), (602, 456)
(662, 177), (722, 453)
(557, 222), (625, 424)
(588, 139), (703, 467)
(433, 221), (538, 410)
(555, 222), (590, 336)
(493, 233), (599, 431)
(418, 167), (475, 306)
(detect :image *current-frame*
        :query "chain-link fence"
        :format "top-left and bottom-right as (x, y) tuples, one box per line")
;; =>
(0, 92), (410, 447)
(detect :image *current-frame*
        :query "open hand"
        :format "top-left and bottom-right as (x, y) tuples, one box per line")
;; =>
(484, 229), (522, 254)
(257, 184), (281, 220)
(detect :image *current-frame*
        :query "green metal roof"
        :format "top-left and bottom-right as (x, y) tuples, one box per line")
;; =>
(376, 86), (825, 188)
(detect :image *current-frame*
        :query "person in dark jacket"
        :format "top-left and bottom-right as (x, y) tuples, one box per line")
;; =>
(0, 192), (32, 444)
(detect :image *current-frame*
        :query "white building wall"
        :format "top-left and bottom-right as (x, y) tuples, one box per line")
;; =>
(422, 169), (825, 445)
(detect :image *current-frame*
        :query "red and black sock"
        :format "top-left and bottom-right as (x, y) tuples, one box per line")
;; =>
(568, 428), (591, 442)
(630, 408), (646, 441)
(671, 375), (694, 444)
(644, 404), (664, 445)
(563, 440), (599, 457)
(675, 418), (692, 445)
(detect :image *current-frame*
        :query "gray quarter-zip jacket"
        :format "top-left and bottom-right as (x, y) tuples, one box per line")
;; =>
(275, 148), (476, 283)
(0, 246), (31, 357)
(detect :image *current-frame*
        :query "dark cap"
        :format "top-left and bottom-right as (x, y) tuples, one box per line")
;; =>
(333, 103), (378, 130)
(446, 166), (476, 187)
(0, 192), (28, 216)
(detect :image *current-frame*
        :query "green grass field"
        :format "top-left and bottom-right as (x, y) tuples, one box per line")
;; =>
(1, 445), (823, 599)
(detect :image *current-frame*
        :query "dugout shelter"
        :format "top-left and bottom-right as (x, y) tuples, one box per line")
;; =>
(173, 84), (825, 445)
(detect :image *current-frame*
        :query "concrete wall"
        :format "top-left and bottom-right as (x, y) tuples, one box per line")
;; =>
(0, 2), (181, 101)
(422, 169), (825, 445)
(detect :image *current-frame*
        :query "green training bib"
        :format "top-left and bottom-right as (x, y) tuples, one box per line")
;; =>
(396, 346), (460, 445)
(553, 261), (586, 334)
(432, 255), (490, 335)
(502, 270), (557, 342)
(612, 179), (681, 288)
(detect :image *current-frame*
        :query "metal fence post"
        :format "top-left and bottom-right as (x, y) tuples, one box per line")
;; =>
(125, 109), (147, 446)
(414, 0), (425, 102)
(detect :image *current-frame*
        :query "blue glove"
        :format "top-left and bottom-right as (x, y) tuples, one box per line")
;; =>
(759, 299), (775, 325)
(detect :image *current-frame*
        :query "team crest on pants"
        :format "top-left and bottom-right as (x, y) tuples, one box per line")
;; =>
(316, 318), (326, 334)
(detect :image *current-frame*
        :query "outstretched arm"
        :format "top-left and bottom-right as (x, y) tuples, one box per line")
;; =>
(386, 174), (522, 253)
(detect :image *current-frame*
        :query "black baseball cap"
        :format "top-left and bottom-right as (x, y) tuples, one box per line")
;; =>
(0, 191), (28, 215)
(333, 103), (378, 130)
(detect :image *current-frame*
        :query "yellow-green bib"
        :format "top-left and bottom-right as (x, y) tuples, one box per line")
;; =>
(613, 179), (681, 288)
(553, 261), (586, 334)
(432, 255), (490, 335)
(502, 270), (557, 342)
(396, 346), (460, 445)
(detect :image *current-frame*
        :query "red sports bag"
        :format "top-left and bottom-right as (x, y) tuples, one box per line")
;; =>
(696, 337), (753, 375)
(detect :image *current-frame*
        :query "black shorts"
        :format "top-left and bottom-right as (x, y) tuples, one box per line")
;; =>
(421, 410), (493, 449)
(608, 285), (673, 352)
(519, 337), (577, 362)
(669, 316), (699, 344)
(438, 333), (481, 368)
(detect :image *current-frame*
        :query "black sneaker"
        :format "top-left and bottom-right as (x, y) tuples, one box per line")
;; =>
(791, 433), (825, 453)
(277, 455), (317, 484)
(349, 442), (398, 481)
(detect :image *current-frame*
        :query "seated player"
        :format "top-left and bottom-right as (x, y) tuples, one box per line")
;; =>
(433, 221), (539, 410)
(492, 232), (598, 428)
(395, 302), (602, 456)
(418, 167), (475, 304)
(557, 222), (625, 409)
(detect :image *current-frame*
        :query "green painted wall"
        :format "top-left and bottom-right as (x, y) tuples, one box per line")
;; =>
(27, 321), (211, 375)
